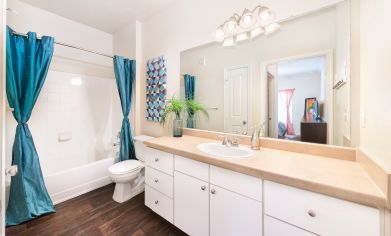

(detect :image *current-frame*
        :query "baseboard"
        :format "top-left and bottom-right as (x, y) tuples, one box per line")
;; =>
(51, 176), (112, 205)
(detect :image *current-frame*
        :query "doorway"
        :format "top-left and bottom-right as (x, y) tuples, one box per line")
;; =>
(224, 65), (249, 134)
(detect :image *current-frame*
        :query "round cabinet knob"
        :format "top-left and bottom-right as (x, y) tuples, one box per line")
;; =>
(155, 200), (159, 205)
(211, 189), (216, 194)
(154, 179), (159, 183)
(308, 210), (316, 217)
(155, 158), (159, 162)
(201, 186), (206, 191)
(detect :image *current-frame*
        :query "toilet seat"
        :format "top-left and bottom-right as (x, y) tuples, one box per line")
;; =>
(109, 160), (144, 175)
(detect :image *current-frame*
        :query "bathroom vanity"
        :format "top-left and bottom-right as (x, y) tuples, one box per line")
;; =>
(142, 133), (385, 236)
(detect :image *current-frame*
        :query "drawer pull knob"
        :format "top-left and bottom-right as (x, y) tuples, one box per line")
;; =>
(201, 186), (206, 191)
(211, 189), (216, 194)
(155, 200), (159, 205)
(155, 158), (159, 162)
(154, 179), (159, 183)
(308, 210), (316, 217)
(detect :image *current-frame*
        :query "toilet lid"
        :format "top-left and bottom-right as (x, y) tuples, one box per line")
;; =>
(109, 160), (143, 174)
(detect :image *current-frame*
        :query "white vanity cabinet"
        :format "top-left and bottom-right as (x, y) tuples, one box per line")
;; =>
(174, 155), (263, 236)
(144, 147), (381, 236)
(264, 181), (380, 236)
(174, 171), (210, 236)
(144, 147), (174, 223)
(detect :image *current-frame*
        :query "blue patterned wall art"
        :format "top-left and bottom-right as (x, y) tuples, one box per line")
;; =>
(146, 56), (167, 121)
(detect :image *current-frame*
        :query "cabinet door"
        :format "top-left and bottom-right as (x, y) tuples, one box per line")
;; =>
(174, 171), (209, 236)
(210, 185), (262, 236)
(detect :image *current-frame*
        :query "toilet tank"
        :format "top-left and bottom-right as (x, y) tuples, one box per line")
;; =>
(133, 135), (155, 162)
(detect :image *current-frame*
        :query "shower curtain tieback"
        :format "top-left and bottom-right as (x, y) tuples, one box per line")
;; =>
(113, 56), (137, 162)
(6, 26), (55, 226)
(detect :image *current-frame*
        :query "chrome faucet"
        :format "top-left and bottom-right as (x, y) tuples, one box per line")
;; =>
(220, 136), (232, 147)
(219, 132), (240, 147)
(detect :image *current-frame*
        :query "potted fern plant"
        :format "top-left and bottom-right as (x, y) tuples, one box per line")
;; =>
(160, 97), (185, 137)
(185, 99), (209, 128)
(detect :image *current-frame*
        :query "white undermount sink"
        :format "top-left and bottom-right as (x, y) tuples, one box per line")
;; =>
(197, 142), (254, 158)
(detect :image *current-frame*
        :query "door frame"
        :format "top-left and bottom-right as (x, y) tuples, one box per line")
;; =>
(223, 64), (252, 135)
(260, 50), (334, 144)
(1, 0), (7, 233)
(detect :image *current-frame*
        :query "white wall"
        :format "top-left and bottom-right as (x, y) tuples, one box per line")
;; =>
(359, 0), (391, 171)
(278, 72), (323, 134)
(334, 0), (351, 146)
(180, 7), (337, 133)
(139, 0), (344, 137)
(7, 0), (113, 70)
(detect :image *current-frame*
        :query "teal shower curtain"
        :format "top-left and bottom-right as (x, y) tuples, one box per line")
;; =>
(184, 74), (195, 100)
(6, 27), (55, 226)
(113, 56), (137, 162)
(184, 74), (196, 128)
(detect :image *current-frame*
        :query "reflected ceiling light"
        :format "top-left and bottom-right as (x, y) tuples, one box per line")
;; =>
(236, 32), (249, 42)
(224, 15), (239, 33)
(258, 7), (275, 26)
(239, 8), (256, 29)
(223, 37), (235, 47)
(215, 26), (225, 42)
(265, 23), (281, 36)
(250, 27), (264, 39)
(71, 77), (82, 86)
(215, 5), (279, 46)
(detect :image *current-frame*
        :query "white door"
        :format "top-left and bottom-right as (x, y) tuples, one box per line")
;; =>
(174, 171), (209, 236)
(210, 185), (263, 236)
(224, 66), (249, 134)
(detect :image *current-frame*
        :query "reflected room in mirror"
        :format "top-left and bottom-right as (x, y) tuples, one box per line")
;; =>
(180, 1), (351, 146)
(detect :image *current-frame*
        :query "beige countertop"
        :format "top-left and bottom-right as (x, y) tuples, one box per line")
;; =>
(144, 135), (386, 209)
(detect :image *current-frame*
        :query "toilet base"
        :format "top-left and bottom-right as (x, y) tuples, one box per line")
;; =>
(113, 182), (144, 203)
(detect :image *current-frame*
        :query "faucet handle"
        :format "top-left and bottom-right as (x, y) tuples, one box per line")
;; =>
(218, 135), (231, 146)
(231, 132), (241, 147)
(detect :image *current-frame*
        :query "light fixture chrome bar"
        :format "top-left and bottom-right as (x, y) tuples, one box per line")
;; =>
(11, 31), (114, 59)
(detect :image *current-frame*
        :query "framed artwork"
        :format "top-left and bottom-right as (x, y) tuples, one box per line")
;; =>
(146, 56), (167, 122)
(304, 97), (318, 121)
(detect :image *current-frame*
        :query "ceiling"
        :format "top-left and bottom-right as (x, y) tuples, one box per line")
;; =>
(20, 0), (179, 33)
(278, 56), (325, 77)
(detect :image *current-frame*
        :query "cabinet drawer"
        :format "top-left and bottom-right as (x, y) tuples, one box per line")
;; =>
(264, 216), (317, 236)
(145, 185), (173, 223)
(174, 155), (209, 181)
(145, 166), (173, 198)
(144, 147), (173, 175)
(210, 165), (262, 201)
(264, 181), (380, 236)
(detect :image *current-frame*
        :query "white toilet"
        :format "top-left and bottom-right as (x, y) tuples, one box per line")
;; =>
(109, 135), (154, 203)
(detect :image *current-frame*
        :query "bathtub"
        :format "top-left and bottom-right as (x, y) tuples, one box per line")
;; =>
(44, 156), (117, 204)
(5, 156), (117, 207)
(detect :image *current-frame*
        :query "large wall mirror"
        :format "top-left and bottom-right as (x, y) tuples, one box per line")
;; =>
(180, 1), (351, 146)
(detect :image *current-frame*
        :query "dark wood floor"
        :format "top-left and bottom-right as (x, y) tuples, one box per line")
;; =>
(6, 184), (187, 236)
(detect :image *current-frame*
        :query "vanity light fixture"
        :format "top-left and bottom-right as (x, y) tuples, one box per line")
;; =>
(265, 23), (281, 36)
(216, 5), (280, 46)
(236, 32), (249, 42)
(222, 37), (235, 47)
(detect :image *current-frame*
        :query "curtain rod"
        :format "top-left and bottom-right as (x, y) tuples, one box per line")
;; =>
(11, 31), (114, 59)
